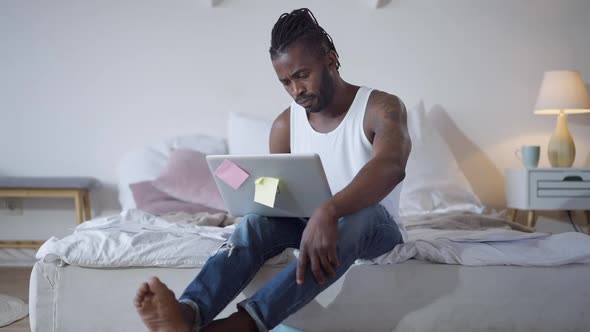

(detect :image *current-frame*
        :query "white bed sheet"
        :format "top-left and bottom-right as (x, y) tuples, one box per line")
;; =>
(30, 259), (590, 332)
(36, 210), (590, 268)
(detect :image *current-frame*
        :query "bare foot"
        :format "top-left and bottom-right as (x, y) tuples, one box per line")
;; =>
(134, 277), (191, 332)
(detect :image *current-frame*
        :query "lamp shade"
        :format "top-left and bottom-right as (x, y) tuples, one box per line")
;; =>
(534, 70), (590, 114)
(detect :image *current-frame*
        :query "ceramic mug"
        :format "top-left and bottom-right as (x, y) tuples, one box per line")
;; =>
(515, 145), (540, 168)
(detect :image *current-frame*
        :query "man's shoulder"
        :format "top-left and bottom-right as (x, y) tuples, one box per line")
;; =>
(272, 106), (291, 130)
(367, 89), (404, 112)
(364, 89), (406, 126)
(270, 106), (291, 154)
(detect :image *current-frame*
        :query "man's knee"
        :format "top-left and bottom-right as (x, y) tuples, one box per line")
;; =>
(346, 204), (386, 221)
(338, 204), (401, 258)
(230, 214), (270, 245)
(214, 215), (268, 258)
(241, 214), (267, 226)
(340, 204), (388, 231)
(337, 205), (391, 243)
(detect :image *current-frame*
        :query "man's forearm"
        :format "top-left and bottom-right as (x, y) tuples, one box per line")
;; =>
(323, 157), (405, 219)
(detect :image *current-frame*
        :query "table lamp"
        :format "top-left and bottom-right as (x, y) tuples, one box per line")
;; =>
(534, 70), (590, 167)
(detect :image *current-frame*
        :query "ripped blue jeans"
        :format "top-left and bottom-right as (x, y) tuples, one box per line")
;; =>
(178, 204), (403, 332)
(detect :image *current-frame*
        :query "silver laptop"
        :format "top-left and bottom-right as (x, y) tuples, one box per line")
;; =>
(206, 153), (332, 217)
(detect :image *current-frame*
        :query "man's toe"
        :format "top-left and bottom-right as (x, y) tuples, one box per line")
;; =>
(148, 277), (171, 295)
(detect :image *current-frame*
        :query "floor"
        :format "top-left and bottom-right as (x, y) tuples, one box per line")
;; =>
(0, 267), (32, 332)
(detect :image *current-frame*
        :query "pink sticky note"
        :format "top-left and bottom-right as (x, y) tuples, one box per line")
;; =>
(214, 159), (250, 190)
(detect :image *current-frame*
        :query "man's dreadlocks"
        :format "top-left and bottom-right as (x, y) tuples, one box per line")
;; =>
(270, 8), (341, 70)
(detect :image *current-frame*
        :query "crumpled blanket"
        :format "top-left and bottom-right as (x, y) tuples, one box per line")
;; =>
(157, 211), (240, 227)
(369, 212), (590, 266)
(36, 209), (288, 268)
(36, 209), (590, 268)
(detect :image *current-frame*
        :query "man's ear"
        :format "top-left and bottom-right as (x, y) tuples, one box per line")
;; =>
(325, 50), (338, 69)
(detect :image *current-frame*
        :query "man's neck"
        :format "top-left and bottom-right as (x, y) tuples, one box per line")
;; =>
(314, 80), (357, 119)
(306, 80), (359, 134)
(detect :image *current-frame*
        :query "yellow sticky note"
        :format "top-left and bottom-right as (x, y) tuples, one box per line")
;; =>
(254, 177), (280, 208)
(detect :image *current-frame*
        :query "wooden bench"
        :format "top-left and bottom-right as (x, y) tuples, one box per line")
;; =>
(0, 177), (99, 248)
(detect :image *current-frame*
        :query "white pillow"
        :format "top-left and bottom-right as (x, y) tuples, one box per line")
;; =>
(399, 102), (484, 216)
(227, 112), (273, 155)
(165, 135), (227, 155)
(117, 134), (227, 210)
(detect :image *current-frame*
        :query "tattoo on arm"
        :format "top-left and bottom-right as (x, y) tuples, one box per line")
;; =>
(370, 91), (411, 166)
(374, 92), (408, 143)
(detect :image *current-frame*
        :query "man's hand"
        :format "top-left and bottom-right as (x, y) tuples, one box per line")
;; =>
(296, 203), (340, 285)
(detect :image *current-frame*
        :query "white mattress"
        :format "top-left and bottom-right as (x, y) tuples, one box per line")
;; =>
(30, 259), (590, 331)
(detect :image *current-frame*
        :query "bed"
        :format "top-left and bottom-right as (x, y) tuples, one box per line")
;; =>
(29, 110), (590, 331)
(29, 257), (590, 331)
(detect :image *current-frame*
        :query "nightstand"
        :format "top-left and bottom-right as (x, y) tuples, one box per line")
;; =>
(505, 168), (590, 233)
(0, 176), (98, 248)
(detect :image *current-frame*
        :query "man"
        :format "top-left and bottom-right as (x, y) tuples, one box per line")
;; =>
(134, 8), (411, 332)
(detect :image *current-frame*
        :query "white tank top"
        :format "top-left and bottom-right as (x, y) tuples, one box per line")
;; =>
(290, 86), (404, 225)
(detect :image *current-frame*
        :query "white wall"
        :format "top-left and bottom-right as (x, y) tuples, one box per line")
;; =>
(1, 0), (589, 240)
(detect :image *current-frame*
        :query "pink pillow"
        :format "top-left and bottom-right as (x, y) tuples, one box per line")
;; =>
(151, 149), (225, 211)
(130, 181), (224, 215)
